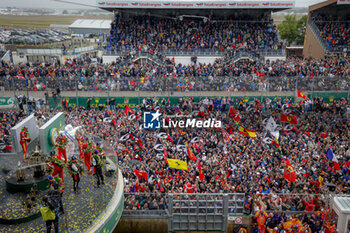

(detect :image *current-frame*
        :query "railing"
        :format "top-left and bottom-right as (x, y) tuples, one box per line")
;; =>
(122, 193), (348, 217)
(308, 18), (348, 54)
(104, 48), (285, 57)
(2, 75), (349, 93)
(308, 19), (330, 54)
(16, 46), (97, 56)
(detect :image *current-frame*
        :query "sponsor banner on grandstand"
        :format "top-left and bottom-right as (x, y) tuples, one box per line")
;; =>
(96, 0), (295, 8)
(337, 0), (350, 4)
(0, 97), (15, 107)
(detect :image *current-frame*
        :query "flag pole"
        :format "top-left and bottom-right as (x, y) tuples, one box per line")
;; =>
(294, 76), (298, 105)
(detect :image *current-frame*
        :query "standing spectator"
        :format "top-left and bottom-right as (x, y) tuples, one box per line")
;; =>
(40, 196), (58, 233)
(87, 98), (91, 111)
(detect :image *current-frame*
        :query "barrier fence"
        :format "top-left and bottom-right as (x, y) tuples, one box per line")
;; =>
(122, 192), (340, 232)
(2, 76), (349, 93)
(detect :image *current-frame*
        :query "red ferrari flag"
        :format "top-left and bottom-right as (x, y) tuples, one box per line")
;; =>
(297, 90), (306, 100)
(124, 105), (134, 115)
(186, 143), (196, 161)
(134, 169), (148, 181)
(228, 106), (241, 122)
(283, 158), (296, 182)
(280, 113), (298, 125)
(197, 160), (204, 181)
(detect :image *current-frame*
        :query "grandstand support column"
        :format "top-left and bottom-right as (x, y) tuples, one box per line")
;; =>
(137, 81), (140, 105)
(12, 77), (16, 109)
(75, 76), (79, 108)
(107, 77), (110, 99)
(311, 78), (315, 101)
(294, 77), (298, 105)
(45, 79), (49, 105)
(25, 77), (29, 100)
(223, 194), (228, 233)
(168, 194), (173, 233)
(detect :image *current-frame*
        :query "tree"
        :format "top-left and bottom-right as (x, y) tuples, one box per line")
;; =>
(296, 16), (307, 45)
(278, 15), (307, 46)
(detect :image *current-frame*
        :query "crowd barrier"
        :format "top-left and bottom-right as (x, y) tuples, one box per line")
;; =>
(2, 76), (349, 93)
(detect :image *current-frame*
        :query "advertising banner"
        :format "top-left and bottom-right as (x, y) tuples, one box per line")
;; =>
(338, 0), (350, 4)
(97, 0), (295, 9)
(39, 112), (66, 154)
(0, 97), (16, 108)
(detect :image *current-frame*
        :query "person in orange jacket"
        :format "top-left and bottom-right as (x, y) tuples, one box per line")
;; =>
(255, 209), (268, 233)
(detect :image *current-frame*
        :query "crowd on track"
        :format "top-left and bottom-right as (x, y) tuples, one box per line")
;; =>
(0, 55), (349, 92)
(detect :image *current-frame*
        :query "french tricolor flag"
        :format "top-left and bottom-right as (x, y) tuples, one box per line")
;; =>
(327, 148), (340, 170)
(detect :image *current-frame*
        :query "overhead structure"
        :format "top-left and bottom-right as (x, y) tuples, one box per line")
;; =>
(97, 0), (294, 9)
(69, 19), (112, 34)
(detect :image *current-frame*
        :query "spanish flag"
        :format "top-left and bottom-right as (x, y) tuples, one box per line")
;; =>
(238, 125), (256, 138)
(167, 159), (188, 171)
(297, 90), (306, 100)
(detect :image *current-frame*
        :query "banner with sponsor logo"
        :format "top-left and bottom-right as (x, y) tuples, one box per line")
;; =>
(0, 97), (15, 108)
(337, 0), (350, 4)
(96, 0), (295, 8)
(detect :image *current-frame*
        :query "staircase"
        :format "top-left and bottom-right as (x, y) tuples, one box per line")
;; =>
(308, 19), (330, 55)
(230, 50), (263, 63)
(118, 52), (168, 66)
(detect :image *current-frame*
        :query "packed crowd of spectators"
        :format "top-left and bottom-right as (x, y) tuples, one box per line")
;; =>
(106, 15), (283, 54)
(43, 96), (350, 214)
(0, 55), (349, 92)
(312, 14), (350, 53)
(2, 94), (349, 231)
(0, 110), (27, 152)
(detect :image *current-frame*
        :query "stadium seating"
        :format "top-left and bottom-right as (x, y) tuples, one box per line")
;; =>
(106, 15), (283, 55)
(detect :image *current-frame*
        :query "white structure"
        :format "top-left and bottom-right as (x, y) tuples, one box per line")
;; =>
(69, 19), (112, 34)
(333, 197), (350, 233)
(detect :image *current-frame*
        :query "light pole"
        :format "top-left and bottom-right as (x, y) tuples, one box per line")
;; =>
(75, 76), (79, 108)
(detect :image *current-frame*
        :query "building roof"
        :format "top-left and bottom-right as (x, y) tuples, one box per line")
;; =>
(69, 19), (112, 30)
(334, 197), (350, 214)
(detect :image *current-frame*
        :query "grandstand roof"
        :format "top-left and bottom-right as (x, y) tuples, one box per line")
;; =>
(69, 19), (112, 30)
(97, 0), (295, 10)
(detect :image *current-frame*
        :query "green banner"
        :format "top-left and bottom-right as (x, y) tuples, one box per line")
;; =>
(0, 97), (15, 106)
(40, 113), (66, 154)
(98, 195), (124, 233)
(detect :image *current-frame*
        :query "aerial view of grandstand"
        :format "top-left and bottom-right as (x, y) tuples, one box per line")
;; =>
(0, 0), (349, 232)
